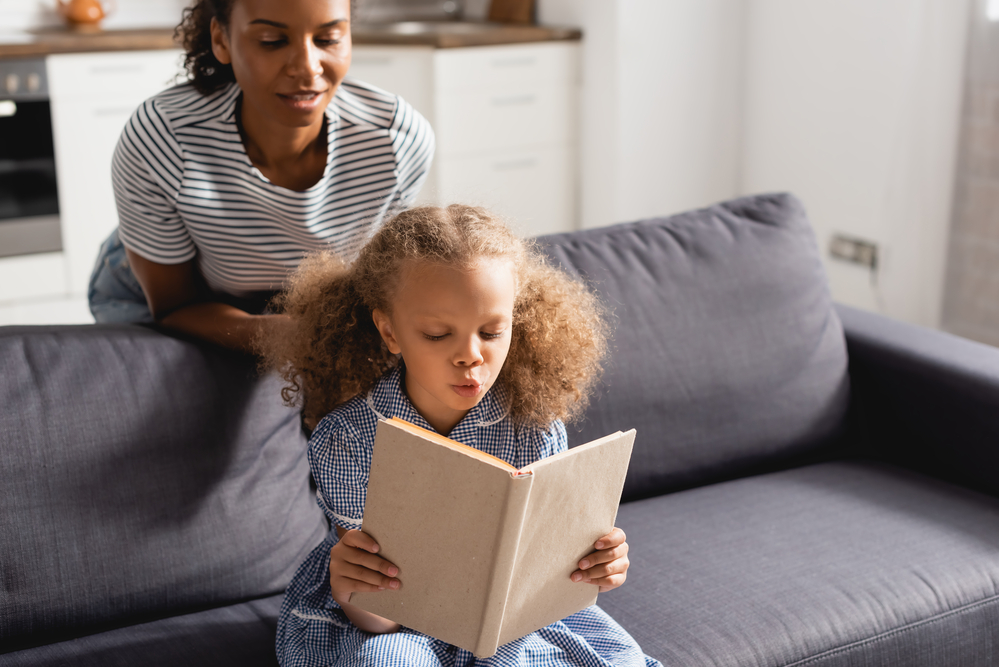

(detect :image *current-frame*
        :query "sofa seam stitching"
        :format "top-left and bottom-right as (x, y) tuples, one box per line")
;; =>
(779, 592), (999, 667)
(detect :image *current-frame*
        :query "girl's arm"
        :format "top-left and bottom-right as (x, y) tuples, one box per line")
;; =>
(126, 248), (288, 354)
(330, 526), (402, 634)
(571, 526), (630, 593)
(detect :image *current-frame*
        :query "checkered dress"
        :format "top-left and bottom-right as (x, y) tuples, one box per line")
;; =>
(276, 366), (661, 667)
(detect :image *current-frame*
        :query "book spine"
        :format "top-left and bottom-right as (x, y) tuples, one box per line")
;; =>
(472, 472), (534, 658)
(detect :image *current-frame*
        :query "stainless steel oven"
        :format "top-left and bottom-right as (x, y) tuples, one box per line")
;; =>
(0, 57), (61, 258)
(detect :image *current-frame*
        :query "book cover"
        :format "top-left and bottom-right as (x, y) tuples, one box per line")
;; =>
(350, 418), (635, 657)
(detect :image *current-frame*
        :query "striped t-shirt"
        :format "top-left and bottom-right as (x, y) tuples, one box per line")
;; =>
(112, 78), (434, 297)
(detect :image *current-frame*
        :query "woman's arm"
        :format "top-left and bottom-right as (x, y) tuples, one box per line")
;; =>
(330, 526), (402, 634)
(126, 248), (287, 354)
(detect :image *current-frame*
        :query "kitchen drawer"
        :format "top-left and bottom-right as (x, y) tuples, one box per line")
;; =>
(47, 50), (184, 99)
(436, 145), (576, 237)
(348, 46), (435, 122)
(434, 83), (574, 156)
(434, 42), (579, 92)
(0, 252), (67, 303)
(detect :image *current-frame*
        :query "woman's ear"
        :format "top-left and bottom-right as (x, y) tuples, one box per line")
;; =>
(210, 17), (232, 65)
(372, 308), (402, 355)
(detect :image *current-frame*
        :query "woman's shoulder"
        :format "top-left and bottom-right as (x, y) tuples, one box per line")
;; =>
(332, 78), (429, 133)
(129, 81), (241, 133)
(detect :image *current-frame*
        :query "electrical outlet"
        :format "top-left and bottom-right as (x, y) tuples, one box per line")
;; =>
(829, 234), (878, 270)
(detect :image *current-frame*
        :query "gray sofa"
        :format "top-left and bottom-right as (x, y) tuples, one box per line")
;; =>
(3, 192), (999, 666)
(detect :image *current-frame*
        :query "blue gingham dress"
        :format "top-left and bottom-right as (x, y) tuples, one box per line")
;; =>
(277, 366), (661, 667)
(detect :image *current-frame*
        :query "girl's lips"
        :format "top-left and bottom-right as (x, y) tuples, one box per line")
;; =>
(451, 383), (483, 399)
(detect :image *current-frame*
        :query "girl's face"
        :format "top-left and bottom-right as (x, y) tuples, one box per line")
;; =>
(372, 258), (517, 436)
(210, 0), (351, 131)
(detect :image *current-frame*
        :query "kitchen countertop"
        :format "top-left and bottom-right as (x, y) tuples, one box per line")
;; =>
(0, 22), (581, 58)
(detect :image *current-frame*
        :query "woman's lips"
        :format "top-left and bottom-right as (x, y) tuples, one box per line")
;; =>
(277, 91), (326, 112)
(451, 383), (483, 399)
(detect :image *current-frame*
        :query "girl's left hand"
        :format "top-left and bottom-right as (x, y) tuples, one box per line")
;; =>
(571, 526), (630, 593)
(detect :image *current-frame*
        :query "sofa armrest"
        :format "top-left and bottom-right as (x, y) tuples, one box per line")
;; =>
(837, 303), (999, 496)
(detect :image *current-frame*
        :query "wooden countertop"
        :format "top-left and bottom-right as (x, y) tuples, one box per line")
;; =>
(0, 23), (581, 59)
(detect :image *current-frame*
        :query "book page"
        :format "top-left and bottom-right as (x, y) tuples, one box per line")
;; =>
(497, 430), (636, 645)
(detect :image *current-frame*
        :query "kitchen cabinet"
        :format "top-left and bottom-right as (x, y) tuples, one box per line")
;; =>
(0, 48), (184, 325)
(350, 41), (580, 237)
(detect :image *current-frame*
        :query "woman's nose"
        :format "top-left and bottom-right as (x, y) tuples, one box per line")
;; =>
(454, 337), (484, 366)
(288, 40), (323, 80)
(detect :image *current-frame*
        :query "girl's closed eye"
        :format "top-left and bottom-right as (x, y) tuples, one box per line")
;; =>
(422, 333), (448, 341)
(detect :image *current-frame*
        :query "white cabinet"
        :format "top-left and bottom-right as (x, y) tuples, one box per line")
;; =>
(350, 41), (580, 238)
(0, 49), (184, 325)
(48, 49), (185, 298)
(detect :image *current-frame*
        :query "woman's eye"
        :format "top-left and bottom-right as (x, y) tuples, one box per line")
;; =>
(260, 38), (287, 48)
(481, 331), (504, 340)
(423, 333), (447, 341)
(315, 38), (341, 47)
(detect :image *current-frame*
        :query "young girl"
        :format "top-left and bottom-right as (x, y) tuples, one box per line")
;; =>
(262, 205), (661, 667)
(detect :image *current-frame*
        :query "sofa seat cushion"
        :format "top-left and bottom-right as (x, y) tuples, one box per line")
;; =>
(603, 460), (999, 666)
(0, 595), (283, 667)
(538, 193), (849, 500)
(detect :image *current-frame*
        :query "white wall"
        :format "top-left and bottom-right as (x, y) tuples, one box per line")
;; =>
(742, 0), (970, 327)
(538, 0), (746, 229)
(0, 0), (188, 32)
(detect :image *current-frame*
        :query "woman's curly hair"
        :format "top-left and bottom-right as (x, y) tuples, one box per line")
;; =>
(259, 204), (610, 431)
(175, 0), (236, 95)
(175, 0), (358, 95)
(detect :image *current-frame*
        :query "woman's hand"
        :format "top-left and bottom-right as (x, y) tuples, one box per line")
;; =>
(571, 527), (630, 593)
(329, 528), (401, 604)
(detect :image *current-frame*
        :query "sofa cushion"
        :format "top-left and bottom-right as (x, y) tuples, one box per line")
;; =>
(537, 193), (850, 499)
(603, 461), (999, 666)
(0, 325), (327, 647)
(0, 595), (283, 667)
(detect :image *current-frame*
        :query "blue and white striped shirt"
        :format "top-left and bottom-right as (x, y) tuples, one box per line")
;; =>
(112, 78), (434, 297)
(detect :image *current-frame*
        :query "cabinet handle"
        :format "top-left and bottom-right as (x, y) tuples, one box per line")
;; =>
(93, 106), (136, 117)
(492, 157), (537, 171)
(89, 65), (144, 75)
(491, 57), (537, 68)
(351, 56), (394, 66)
(491, 94), (536, 107)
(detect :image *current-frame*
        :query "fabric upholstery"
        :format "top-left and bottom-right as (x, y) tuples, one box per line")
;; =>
(0, 595), (284, 667)
(0, 325), (327, 648)
(537, 193), (850, 499)
(837, 303), (999, 499)
(603, 461), (999, 666)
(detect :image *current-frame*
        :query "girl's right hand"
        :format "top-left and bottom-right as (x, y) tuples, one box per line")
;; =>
(329, 528), (401, 605)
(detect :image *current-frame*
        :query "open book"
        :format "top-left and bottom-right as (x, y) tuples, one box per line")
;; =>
(351, 418), (635, 658)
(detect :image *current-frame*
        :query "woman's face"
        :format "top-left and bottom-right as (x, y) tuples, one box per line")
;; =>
(211, 0), (352, 131)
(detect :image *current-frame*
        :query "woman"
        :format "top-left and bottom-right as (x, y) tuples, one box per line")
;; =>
(88, 0), (434, 353)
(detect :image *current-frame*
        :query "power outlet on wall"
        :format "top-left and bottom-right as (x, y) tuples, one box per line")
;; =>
(829, 234), (878, 270)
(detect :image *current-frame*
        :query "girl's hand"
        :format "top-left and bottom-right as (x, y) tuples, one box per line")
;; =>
(570, 527), (630, 593)
(329, 528), (401, 605)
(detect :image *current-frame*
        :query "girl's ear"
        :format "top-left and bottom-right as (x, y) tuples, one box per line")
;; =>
(210, 17), (233, 65)
(372, 308), (402, 355)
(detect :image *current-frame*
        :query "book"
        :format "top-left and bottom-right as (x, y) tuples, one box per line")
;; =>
(350, 417), (636, 658)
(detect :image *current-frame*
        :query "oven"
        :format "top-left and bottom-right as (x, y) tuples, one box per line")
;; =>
(0, 57), (62, 258)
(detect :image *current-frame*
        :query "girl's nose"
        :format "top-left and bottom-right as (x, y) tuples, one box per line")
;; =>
(288, 40), (323, 80)
(454, 337), (484, 367)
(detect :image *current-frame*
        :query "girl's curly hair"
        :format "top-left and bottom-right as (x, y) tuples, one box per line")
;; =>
(259, 204), (610, 431)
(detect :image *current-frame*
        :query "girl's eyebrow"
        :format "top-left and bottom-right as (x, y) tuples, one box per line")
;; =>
(248, 18), (348, 28)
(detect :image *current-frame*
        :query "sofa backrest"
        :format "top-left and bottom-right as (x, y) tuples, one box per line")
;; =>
(537, 193), (850, 501)
(0, 325), (327, 647)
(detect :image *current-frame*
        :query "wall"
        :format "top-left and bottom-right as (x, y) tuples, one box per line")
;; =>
(543, 0), (971, 328)
(742, 0), (971, 327)
(0, 0), (187, 32)
(538, 0), (746, 229)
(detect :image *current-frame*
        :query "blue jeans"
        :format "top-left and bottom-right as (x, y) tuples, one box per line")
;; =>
(87, 229), (153, 324)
